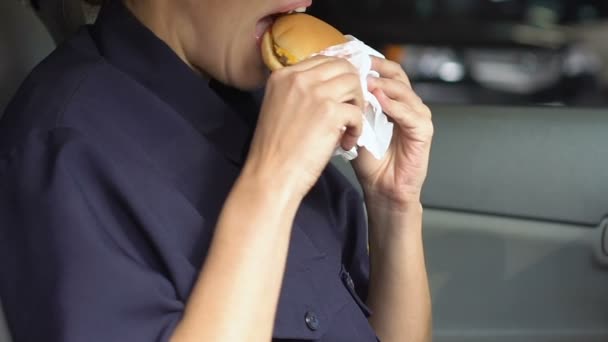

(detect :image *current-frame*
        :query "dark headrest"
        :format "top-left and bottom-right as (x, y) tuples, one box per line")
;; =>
(30, 0), (101, 43)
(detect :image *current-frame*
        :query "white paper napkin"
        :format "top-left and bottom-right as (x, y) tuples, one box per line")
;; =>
(315, 35), (394, 161)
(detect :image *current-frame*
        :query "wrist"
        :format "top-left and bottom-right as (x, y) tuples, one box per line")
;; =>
(239, 159), (305, 210)
(362, 187), (423, 215)
(366, 200), (423, 228)
(366, 199), (423, 249)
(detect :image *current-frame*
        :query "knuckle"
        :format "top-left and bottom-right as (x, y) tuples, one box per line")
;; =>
(289, 72), (308, 92)
(418, 114), (434, 132)
(319, 99), (335, 116)
(344, 74), (361, 90)
(268, 72), (289, 91)
(311, 85), (326, 99)
(345, 61), (359, 74)
(267, 73), (279, 86)
(407, 91), (426, 109)
(392, 67), (407, 78)
(382, 97), (395, 110)
(348, 72), (361, 82)
(270, 67), (288, 81)
(426, 121), (435, 137)
(334, 58), (356, 72)
(317, 55), (332, 62)
(419, 104), (432, 118)
(386, 59), (399, 68)
(390, 60), (405, 72)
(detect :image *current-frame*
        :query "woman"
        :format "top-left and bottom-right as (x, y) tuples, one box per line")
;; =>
(0, 0), (433, 341)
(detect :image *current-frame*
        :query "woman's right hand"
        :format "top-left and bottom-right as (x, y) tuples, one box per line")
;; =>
(174, 58), (365, 342)
(244, 56), (365, 199)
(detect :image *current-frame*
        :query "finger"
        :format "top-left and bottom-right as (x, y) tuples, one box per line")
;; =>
(305, 58), (359, 83)
(282, 55), (338, 73)
(334, 103), (364, 151)
(373, 89), (431, 128)
(315, 75), (364, 150)
(367, 76), (421, 105)
(371, 57), (412, 87)
(317, 73), (365, 111)
(270, 56), (335, 81)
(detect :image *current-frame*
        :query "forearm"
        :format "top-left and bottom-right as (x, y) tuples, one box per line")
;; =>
(366, 202), (432, 342)
(171, 167), (302, 342)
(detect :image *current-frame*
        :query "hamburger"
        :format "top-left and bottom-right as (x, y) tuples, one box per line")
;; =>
(261, 13), (348, 71)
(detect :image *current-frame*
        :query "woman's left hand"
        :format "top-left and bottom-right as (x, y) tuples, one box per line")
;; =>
(352, 57), (434, 212)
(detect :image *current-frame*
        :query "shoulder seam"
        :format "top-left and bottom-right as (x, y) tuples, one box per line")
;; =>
(53, 60), (103, 127)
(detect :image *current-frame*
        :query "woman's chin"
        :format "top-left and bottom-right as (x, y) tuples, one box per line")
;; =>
(230, 68), (269, 90)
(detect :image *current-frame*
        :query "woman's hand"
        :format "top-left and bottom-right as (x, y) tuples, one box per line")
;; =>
(245, 56), (365, 199)
(175, 57), (366, 342)
(355, 58), (434, 342)
(353, 57), (434, 212)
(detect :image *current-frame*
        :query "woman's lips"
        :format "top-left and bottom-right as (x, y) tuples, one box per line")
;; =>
(255, 3), (309, 45)
(275, 0), (312, 14)
(255, 15), (275, 45)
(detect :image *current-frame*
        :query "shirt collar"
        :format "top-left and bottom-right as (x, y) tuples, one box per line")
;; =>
(90, 0), (260, 165)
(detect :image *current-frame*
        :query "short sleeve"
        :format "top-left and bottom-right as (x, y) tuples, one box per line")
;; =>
(0, 127), (183, 342)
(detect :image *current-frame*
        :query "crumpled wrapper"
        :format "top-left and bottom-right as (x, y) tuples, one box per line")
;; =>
(315, 35), (394, 160)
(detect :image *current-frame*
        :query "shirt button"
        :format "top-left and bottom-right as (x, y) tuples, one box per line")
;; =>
(304, 311), (320, 331)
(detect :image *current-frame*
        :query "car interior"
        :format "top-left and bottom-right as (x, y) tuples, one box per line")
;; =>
(1, 0), (607, 341)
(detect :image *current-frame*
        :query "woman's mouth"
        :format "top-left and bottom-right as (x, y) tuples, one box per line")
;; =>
(255, 6), (308, 45)
(255, 16), (275, 45)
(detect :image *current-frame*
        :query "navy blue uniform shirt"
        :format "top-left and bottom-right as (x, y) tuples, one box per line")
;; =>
(0, 1), (377, 341)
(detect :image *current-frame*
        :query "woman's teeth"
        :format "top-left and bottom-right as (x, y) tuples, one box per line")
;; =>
(288, 7), (307, 14)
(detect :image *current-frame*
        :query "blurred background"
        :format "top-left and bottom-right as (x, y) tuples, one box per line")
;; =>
(310, 0), (608, 107)
(311, 2), (608, 341)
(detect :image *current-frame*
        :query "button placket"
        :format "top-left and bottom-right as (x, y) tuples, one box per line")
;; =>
(342, 269), (356, 290)
(340, 265), (373, 317)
